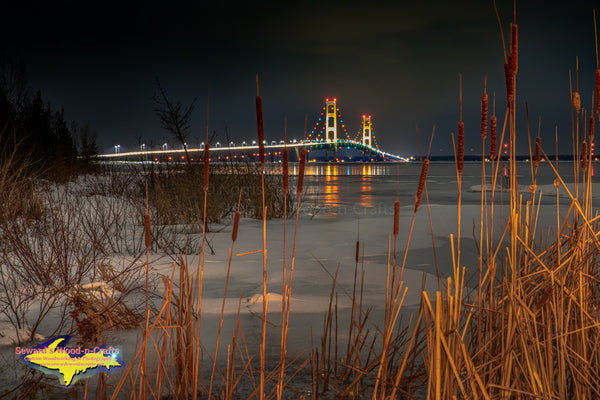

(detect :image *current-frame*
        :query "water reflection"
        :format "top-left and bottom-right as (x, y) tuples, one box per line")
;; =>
(360, 177), (374, 208)
(293, 163), (383, 216)
(301, 163), (389, 176)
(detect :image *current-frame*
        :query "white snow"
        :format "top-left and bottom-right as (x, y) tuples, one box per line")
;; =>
(0, 324), (44, 346)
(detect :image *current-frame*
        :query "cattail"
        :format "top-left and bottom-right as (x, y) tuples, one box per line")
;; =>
(596, 69), (600, 116)
(457, 122), (464, 174)
(536, 287), (553, 311)
(589, 115), (595, 142)
(256, 96), (265, 164)
(504, 63), (514, 106)
(490, 115), (497, 159)
(582, 141), (588, 171)
(144, 214), (151, 249)
(414, 159), (429, 213)
(528, 185), (537, 193)
(282, 149), (289, 192)
(510, 24), (518, 74)
(355, 241), (360, 263)
(297, 149), (306, 195)
(232, 210), (240, 242)
(203, 143), (210, 191)
(534, 137), (541, 167)
(481, 92), (488, 139)
(573, 92), (581, 112)
(393, 200), (400, 236)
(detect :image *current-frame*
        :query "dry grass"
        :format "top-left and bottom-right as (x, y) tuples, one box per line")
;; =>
(3, 5), (599, 399)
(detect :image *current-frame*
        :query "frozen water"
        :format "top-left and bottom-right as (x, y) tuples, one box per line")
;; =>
(0, 160), (594, 396)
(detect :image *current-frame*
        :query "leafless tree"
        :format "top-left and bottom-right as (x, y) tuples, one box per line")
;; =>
(152, 78), (196, 163)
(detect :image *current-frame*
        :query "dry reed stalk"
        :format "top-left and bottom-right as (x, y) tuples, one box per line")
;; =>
(582, 141), (588, 171)
(504, 63), (514, 106)
(282, 149), (288, 192)
(256, 76), (265, 165)
(193, 91), (211, 400)
(282, 124), (308, 394)
(203, 144), (210, 191)
(596, 69), (600, 116)
(393, 200), (400, 236)
(208, 205), (241, 400)
(255, 76), (268, 400)
(277, 119), (288, 400)
(590, 115), (595, 142)
(297, 149), (306, 195)
(534, 137), (541, 168)
(458, 75), (464, 175)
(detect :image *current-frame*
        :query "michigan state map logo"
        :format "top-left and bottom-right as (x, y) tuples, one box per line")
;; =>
(17, 336), (123, 387)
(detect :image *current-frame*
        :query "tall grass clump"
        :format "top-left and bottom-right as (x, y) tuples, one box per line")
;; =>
(73, 6), (600, 400)
(417, 7), (600, 399)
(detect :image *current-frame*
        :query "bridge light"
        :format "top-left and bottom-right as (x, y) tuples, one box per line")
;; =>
(325, 98), (329, 102)
(333, 98), (337, 102)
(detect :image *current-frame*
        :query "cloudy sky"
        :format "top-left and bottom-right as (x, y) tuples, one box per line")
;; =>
(1, 1), (598, 156)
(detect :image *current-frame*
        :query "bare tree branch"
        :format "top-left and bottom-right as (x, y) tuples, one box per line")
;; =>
(152, 78), (196, 163)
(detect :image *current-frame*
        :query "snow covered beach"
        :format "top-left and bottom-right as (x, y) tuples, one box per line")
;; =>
(0, 160), (594, 397)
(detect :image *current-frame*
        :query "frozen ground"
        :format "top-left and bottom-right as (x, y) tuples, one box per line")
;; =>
(0, 160), (595, 396)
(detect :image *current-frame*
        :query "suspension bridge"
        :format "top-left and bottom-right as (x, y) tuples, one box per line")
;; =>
(98, 98), (408, 162)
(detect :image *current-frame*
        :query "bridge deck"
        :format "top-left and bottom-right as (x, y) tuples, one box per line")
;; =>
(99, 140), (405, 161)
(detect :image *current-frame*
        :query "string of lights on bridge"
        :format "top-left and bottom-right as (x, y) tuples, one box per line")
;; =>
(101, 98), (404, 161)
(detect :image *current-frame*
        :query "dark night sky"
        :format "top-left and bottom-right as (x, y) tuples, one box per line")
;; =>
(1, 1), (598, 156)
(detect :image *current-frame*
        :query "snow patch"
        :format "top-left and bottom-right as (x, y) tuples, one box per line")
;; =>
(0, 324), (44, 346)
(77, 281), (120, 299)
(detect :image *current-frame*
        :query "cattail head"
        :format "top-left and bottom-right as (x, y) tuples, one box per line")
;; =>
(297, 149), (306, 195)
(573, 92), (581, 112)
(282, 149), (289, 192)
(582, 141), (588, 171)
(393, 200), (400, 236)
(414, 159), (429, 213)
(534, 137), (541, 168)
(232, 210), (240, 242)
(510, 24), (518, 74)
(355, 240), (360, 263)
(528, 185), (537, 193)
(203, 143), (210, 191)
(457, 122), (464, 174)
(589, 115), (595, 142)
(144, 214), (151, 249)
(481, 92), (488, 139)
(490, 115), (497, 160)
(504, 63), (514, 107)
(256, 96), (265, 164)
(596, 69), (600, 116)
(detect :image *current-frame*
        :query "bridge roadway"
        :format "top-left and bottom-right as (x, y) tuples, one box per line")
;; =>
(98, 140), (407, 162)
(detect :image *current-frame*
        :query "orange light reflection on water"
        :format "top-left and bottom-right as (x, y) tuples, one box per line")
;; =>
(294, 163), (382, 214)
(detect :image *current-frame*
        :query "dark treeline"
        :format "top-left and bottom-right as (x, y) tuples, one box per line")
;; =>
(0, 54), (99, 180)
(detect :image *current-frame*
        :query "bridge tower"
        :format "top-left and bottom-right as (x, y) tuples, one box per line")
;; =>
(361, 115), (372, 146)
(325, 98), (338, 143)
